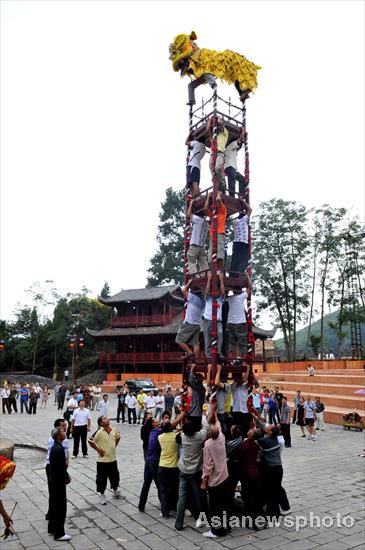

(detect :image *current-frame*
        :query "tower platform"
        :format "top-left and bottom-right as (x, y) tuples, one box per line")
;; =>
(189, 271), (249, 293)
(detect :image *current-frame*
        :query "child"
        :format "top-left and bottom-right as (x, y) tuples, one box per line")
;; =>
(230, 197), (252, 277)
(204, 191), (227, 294)
(175, 280), (205, 358)
(186, 198), (209, 275)
(226, 274), (252, 359)
(186, 135), (206, 198)
(224, 129), (247, 198)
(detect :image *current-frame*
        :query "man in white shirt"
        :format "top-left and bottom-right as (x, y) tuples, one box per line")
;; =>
(65, 391), (79, 438)
(231, 368), (251, 437)
(186, 198), (209, 275)
(64, 369), (69, 381)
(1, 386), (10, 414)
(186, 138), (206, 198)
(126, 392), (137, 425)
(224, 132), (247, 198)
(98, 394), (109, 418)
(227, 274), (252, 359)
(70, 400), (91, 458)
(175, 280), (205, 359)
(90, 385), (96, 410)
(154, 390), (165, 421)
(230, 198), (252, 276)
(93, 384), (102, 410)
(54, 382), (60, 405)
(145, 391), (156, 416)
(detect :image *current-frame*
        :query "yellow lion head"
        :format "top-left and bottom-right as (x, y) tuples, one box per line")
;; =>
(169, 31), (198, 73)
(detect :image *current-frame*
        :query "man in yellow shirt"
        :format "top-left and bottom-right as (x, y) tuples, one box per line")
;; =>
(158, 418), (185, 518)
(88, 416), (122, 505)
(208, 116), (229, 205)
(136, 389), (147, 424)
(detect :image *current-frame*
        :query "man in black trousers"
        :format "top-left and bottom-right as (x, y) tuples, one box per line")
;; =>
(48, 427), (71, 541)
(70, 400), (91, 458)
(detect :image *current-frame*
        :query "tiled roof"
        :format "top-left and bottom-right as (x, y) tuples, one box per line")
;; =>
(98, 285), (183, 305)
(87, 315), (275, 340)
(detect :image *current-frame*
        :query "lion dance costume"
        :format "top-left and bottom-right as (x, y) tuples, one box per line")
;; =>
(169, 31), (261, 103)
(0, 456), (15, 491)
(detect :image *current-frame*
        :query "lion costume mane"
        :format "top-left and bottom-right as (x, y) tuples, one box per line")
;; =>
(169, 32), (261, 93)
(0, 455), (16, 491)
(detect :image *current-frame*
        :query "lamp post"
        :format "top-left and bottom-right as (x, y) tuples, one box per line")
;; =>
(69, 336), (85, 384)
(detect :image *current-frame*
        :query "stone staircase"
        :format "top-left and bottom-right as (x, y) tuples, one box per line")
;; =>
(259, 370), (365, 425)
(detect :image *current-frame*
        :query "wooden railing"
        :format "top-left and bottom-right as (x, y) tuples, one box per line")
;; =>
(99, 351), (184, 364)
(111, 313), (173, 328)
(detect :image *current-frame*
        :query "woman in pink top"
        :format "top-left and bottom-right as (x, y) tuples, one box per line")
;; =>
(201, 405), (228, 538)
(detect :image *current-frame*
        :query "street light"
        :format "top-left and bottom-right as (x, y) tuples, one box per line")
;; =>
(69, 336), (85, 383)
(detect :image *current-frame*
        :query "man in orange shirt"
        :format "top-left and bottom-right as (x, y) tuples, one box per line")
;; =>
(204, 191), (227, 295)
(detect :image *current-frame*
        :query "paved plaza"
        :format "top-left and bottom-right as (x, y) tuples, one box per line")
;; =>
(0, 393), (364, 550)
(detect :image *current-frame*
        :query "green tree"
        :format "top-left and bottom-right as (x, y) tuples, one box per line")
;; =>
(147, 188), (185, 286)
(306, 209), (322, 348)
(252, 199), (310, 361)
(316, 207), (346, 358)
(100, 281), (111, 298)
(309, 334), (321, 357)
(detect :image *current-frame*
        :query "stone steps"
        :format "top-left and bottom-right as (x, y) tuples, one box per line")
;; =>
(260, 370), (365, 426)
(262, 372), (365, 385)
(259, 379), (363, 396)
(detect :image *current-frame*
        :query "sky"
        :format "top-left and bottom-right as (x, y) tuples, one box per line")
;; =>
(1, 0), (364, 323)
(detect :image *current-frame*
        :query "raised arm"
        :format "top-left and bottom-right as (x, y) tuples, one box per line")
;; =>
(187, 199), (195, 220)
(171, 411), (186, 429)
(181, 279), (192, 299)
(207, 400), (218, 425)
(239, 197), (252, 217)
(214, 364), (225, 390)
(185, 132), (194, 146)
(203, 192), (212, 215)
(243, 273), (253, 292)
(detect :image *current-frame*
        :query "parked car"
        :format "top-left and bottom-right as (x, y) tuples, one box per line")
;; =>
(124, 378), (158, 395)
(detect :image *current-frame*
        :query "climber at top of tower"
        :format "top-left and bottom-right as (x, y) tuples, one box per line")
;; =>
(168, 31), (261, 105)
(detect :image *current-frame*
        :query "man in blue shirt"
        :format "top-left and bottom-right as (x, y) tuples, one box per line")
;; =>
(138, 412), (185, 512)
(20, 384), (29, 414)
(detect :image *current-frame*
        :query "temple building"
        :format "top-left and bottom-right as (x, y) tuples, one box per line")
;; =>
(87, 285), (276, 375)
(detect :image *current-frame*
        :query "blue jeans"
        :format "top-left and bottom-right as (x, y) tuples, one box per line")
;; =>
(138, 459), (160, 511)
(175, 470), (204, 529)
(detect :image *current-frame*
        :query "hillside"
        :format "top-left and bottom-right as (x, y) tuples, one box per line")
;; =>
(274, 311), (365, 355)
